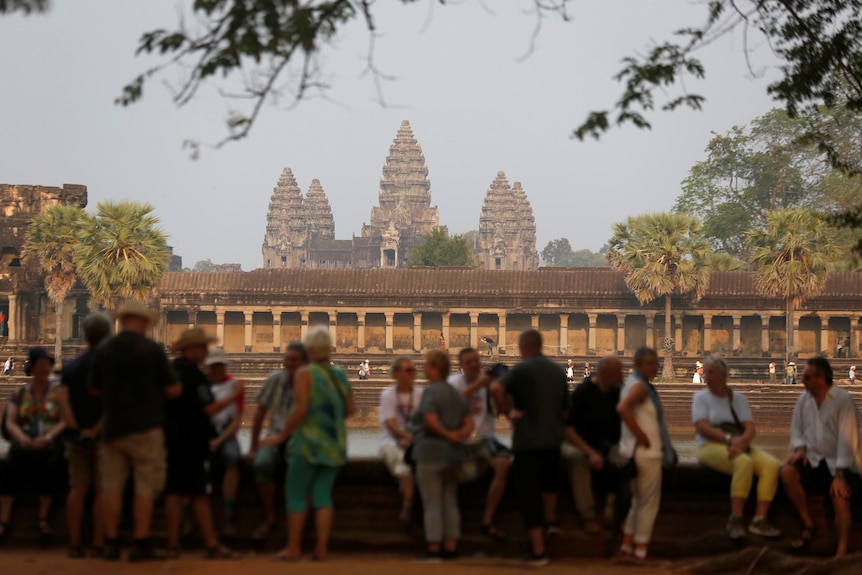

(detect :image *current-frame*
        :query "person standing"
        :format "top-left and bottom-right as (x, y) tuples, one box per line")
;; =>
(89, 301), (180, 562)
(246, 343), (308, 540)
(58, 312), (113, 557)
(768, 361), (776, 384)
(379, 357), (423, 526)
(780, 357), (861, 557)
(565, 359), (575, 384)
(0, 309), (6, 337)
(617, 347), (677, 561)
(491, 330), (568, 567)
(3, 357), (12, 376)
(849, 366), (856, 386)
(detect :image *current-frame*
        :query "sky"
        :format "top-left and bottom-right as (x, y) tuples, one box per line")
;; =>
(0, 1), (781, 271)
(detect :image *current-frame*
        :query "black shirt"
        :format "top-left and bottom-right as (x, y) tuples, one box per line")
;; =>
(501, 354), (569, 451)
(61, 349), (102, 431)
(165, 357), (216, 459)
(566, 377), (621, 454)
(89, 331), (176, 441)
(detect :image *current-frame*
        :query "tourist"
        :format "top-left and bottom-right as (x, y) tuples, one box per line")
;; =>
(617, 347), (677, 561)
(58, 313), (112, 557)
(0, 309), (5, 337)
(692, 361), (703, 384)
(481, 336), (494, 356)
(584, 362), (591, 378)
(204, 349), (244, 538)
(411, 349), (472, 562)
(768, 361), (776, 384)
(379, 357), (423, 526)
(785, 362), (796, 385)
(560, 355), (625, 537)
(164, 328), (239, 559)
(89, 300), (180, 562)
(261, 326), (354, 561)
(780, 357), (861, 557)
(565, 359), (575, 383)
(3, 356), (11, 376)
(359, 359), (370, 380)
(246, 342), (308, 540)
(693, 356), (782, 540)
(0, 347), (66, 543)
(448, 348), (511, 541)
(439, 332), (446, 350)
(843, 335), (851, 358)
(849, 365), (856, 386)
(491, 330), (568, 566)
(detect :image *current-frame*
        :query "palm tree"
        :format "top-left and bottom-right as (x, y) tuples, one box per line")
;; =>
(748, 209), (841, 363)
(22, 205), (86, 366)
(607, 212), (713, 381)
(75, 201), (170, 306)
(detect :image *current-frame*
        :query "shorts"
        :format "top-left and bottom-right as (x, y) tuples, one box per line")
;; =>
(254, 443), (287, 485)
(215, 437), (242, 468)
(165, 451), (211, 496)
(381, 444), (412, 478)
(100, 427), (166, 497)
(67, 441), (100, 489)
(484, 438), (512, 459)
(0, 441), (66, 495)
(793, 460), (860, 495)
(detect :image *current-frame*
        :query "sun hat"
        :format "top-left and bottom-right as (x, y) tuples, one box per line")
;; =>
(204, 348), (229, 366)
(172, 327), (217, 352)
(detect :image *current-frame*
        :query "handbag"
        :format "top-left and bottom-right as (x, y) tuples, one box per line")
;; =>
(443, 440), (491, 483)
(717, 388), (750, 452)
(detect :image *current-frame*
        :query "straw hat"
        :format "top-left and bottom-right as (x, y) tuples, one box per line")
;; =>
(695, 361), (703, 368)
(172, 327), (217, 351)
(204, 348), (229, 366)
(111, 300), (159, 323)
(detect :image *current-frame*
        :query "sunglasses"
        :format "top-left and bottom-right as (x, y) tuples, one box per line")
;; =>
(403, 367), (417, 373)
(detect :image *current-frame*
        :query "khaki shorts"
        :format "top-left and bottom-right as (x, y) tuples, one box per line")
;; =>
(381, 444), (411, 478)
(66, 442), (100, 489)
(99, 428), (166, 497)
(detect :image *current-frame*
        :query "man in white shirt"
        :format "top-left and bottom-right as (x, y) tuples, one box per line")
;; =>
(379, 357), (423, 524)
(448, 347), (511, 541)
(780, 357), (861, 557)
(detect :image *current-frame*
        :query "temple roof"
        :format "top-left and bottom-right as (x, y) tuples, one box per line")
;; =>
(304, 178), (335, 239)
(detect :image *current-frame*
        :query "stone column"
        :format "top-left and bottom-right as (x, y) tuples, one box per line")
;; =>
(413, 312), (422, 352)
(761, 315), (770, 356)
(384, 312), (394, 353)
(559, 314), (569, 356)
(7, 294), (17, 342)
(442, 312), (451, 350)
(273, 312), (282, 353)
(498, 314), (507, 355)
(645, 312), (655, 349)
(732, 315), (742, 355)
(531, 314), (539, 331)
(674, 314), (683, 353)
(300, 311), (309, 341)
(187, 307), (197, 331)
(702, 314), (712, 354)
(617, 314), (626, 355)
(820, 315), (830, 356)
(587, 313), (598, 353)
(215, 310), (225, 347)
(329, 312), (338, 352)
(469, 312), (479, 349)
(357, 311), (366, 353)
(852, 316), (861, 359)
(792, 317), (800, 358)
(244, 312), (253, 353)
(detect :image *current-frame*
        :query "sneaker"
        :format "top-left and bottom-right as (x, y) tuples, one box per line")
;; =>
(748, 518), (782, 538)
(413, 551), (442, 563)
(544, 522), (561, 536)
(522, 552), (550, 567)
(726, 515), (746, 540)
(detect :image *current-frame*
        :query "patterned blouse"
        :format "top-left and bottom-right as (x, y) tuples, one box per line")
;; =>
(11, 377), (62, 438)
(289, 364), (351, 467)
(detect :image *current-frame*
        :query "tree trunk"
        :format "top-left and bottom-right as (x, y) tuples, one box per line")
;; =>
(54, 298), (63, 369)
(786, 296), (794, 365)
(661, 294), (675, 381)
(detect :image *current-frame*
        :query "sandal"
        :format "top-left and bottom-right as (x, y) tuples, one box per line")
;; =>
(481, 523), (508, 542)
(790, 525), (816, 551)
(67, 546), (85, 559)
(204, 545), (240, 560)
(274, 550), (302, 562)
(252, 521), (274, 541)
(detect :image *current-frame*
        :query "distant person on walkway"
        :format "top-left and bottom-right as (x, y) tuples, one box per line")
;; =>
(3, 357), (12, 376)
(492, 330), (568, 567)
(262, 326), (354, 561)
(565, 359), (575, 383)
(692, 361), (703, 384)
(693, 356), (782, 541)
(411, 349), (472, 562)
(786, 362), (796, 385)
(89, 301), (180, 562)
(781, 357), (861, 557)
(0, 347), (66, 544)
(379, 357), (423, 526)
(58, 312), (112, 558)
(449, 348), (511, 541)
(439, 333), (446, 350)
(584, 363), (591, 379)
(560, 355), (625, 537)
(481, 336), (494, 356)
(849, 366), (856, 386)
(246, 343), (308, 540)
(358, 359), (370, 380)
(769, 361), (776, 384)
(617, 347), (677, 561)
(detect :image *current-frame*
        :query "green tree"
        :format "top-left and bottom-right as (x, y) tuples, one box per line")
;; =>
(541, 238), (575, 266)
(21, 204), (86, 365)
(75, 201), (170, 306)
(607, 212), (713, 381)
(748, 209), (841, 363)
(406, 228), (476, 268)
(192, 259), (215, 273)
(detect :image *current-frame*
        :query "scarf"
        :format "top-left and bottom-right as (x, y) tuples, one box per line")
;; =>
(635, 370), (678, 469)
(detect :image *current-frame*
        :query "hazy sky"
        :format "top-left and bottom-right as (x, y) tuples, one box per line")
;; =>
(0, 1), (781, 270)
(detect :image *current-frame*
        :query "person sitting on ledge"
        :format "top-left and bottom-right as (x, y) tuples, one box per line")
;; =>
(692, 355), (782, 541)
(781, 357), (861, 557)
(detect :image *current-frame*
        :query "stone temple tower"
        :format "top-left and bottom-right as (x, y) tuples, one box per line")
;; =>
(304, 178), (335, 241)
(475, 171), (539, 270)
(262, 168), (306, 268)
(362, 120), (440, 267)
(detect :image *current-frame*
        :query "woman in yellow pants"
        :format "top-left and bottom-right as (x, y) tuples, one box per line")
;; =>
(692, 356), (782, 540)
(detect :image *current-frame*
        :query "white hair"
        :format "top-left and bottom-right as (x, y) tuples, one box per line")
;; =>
(304, 325), (332, 357)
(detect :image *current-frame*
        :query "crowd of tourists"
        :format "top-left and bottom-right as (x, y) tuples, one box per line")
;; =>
(0, 304), (860, 565)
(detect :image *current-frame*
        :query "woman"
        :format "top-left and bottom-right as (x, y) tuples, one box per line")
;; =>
(0, 347), (66, 542)
(692, 355), (781, 540)
(261, 327), (354, 561)
(410, 349), (473, 562)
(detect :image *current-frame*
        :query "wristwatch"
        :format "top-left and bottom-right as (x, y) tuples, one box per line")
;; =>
(725, 433), (732, 445)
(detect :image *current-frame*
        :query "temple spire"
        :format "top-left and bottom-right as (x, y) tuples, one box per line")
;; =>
(262, 167), (306, 268)
(304, 178), (335, 239)
(475, 171), (539, 270)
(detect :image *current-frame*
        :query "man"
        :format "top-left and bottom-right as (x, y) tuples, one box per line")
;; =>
(481, 336), (494, 356)
(560, 355), (624, 537)
(565, 359), (575, 383)
(89, 300), (180, 562)
(359, 359), (370, 380)
(58, 312), (112, 558)
(164, 328), (239, 559)
(378, 357), (423, 525)
(491, 330), (568, 567)
(246, 342), (308, 540)
(449, 348), (511, 540)
(780, 357), (861, 558)
(204, 349), (244, 537)
(768, 361), (776, 384)
(0, 309), (6, 337)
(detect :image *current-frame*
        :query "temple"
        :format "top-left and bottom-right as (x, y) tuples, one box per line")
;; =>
(475, 172), (540, 270)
